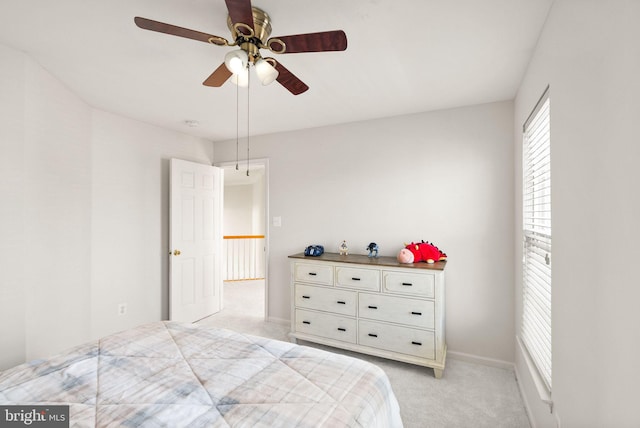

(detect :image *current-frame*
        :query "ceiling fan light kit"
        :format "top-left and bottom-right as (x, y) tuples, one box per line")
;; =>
(230, 69), (249, 87)
(134, 0), (347, 95)
(254, 58), (278, 85)
(224, 49), (249, 74)
(224, 49), (278, 87)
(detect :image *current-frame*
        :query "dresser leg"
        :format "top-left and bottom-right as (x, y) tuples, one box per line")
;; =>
(433, 368), (443, 379)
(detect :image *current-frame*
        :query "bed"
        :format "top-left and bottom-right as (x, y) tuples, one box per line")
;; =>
(0, 321), (403, 427)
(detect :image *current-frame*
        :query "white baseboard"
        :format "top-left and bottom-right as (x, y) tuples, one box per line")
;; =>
(447, 350), (515, 371)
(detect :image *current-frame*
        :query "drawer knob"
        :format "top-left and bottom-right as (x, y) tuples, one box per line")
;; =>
(337, 327), (347, 332)
(402, 282), (413, 286)
(367, 305), (378, 309)
(337, 300), (346, 305)
(411, 341), (422, 346)
(411, 311), (422, 316)
(302, 295), (310, 299)
(302, 321), (311, 325)
(308, 272), (317, 276)
(368, 333), (378, 338)
(351, 277), (361, 281)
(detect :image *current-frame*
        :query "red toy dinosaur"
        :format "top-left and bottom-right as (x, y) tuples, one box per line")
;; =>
(397, 241), (447, 264)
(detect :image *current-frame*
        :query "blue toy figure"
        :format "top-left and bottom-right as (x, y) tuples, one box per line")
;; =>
(366, 242), (379, 258)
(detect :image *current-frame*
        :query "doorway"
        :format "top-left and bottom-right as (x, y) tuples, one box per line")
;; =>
(217, 159), (268, 320)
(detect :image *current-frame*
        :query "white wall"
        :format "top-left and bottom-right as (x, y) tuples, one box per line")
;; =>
(224, 184), (254, 235)
(251, 175), (266, 236)
(0, 42), (213, 369)
(514, 1), (640, 426)
(90, 110), (213, 339)
(24, 57), (94, 362)
(0, 49), (94, 365)
(222, 166), (267, 237)
(214, 101), (516, 362)
(0, 44), (27, 369)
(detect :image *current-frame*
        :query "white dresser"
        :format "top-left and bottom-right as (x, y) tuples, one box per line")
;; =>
(289, 252), (447, 378)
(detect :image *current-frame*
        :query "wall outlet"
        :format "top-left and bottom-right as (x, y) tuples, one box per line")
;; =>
(117, 303), (127, 315)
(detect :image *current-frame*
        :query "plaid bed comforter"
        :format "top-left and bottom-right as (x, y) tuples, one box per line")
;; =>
(0, 321), (403, 427)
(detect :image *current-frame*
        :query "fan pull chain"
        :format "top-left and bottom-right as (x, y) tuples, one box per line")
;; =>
(246, 65), (250, 177)
(235, 79), (239, 170)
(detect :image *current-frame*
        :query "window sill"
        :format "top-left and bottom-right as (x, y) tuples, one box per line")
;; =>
(517, 335), (553, 409)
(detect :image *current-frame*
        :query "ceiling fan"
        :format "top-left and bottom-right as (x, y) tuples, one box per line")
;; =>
(134, 0), (347, 95)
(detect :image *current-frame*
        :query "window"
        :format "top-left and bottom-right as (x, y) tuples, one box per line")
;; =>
(522, 87), (552, 391)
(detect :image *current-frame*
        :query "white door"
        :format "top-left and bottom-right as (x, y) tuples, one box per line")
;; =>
(170, 158), (223, 322)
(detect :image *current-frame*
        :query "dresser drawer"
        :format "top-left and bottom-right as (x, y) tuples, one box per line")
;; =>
(336, 266), (380, 291)
(295, 284), (357, 316)
(383, 271), (435, 297)
(294, 262), (334, 285)
(295, 309), (357, 344)
(359, 293), (435, 329)
(358, 320), (435, 360)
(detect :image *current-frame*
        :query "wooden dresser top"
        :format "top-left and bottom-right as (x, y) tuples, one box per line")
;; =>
(288, 252), (446, 271)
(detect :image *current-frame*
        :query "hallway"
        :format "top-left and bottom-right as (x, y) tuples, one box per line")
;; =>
(199, 279), (288, 341)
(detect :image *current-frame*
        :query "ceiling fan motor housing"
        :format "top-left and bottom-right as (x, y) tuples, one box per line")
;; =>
(227, 7), (273, 63)
(227, 7), (272, 44)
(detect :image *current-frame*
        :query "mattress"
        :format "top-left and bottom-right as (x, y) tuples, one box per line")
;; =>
(0, 321), (403, 427)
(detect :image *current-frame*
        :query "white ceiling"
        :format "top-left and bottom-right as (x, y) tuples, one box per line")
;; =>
(0, 0), (553, 142)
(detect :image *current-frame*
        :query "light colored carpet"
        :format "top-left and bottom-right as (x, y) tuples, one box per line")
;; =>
(198, 280), (531, 428)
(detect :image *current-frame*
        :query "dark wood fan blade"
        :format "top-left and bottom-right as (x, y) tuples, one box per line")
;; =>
(265, 58), (309, 95)
(203, 63), (233, 87)
(225, 0), (254, 35)
(134, 17), (228, 45)
(267, 30), (347, 54)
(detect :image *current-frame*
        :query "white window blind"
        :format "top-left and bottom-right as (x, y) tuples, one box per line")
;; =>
(522, 87), (552, 391)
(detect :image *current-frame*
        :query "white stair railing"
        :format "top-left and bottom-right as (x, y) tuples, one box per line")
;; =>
(223, 235), (265, 281)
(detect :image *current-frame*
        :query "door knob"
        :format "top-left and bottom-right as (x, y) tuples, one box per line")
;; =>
(173, 249), (181, 256)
